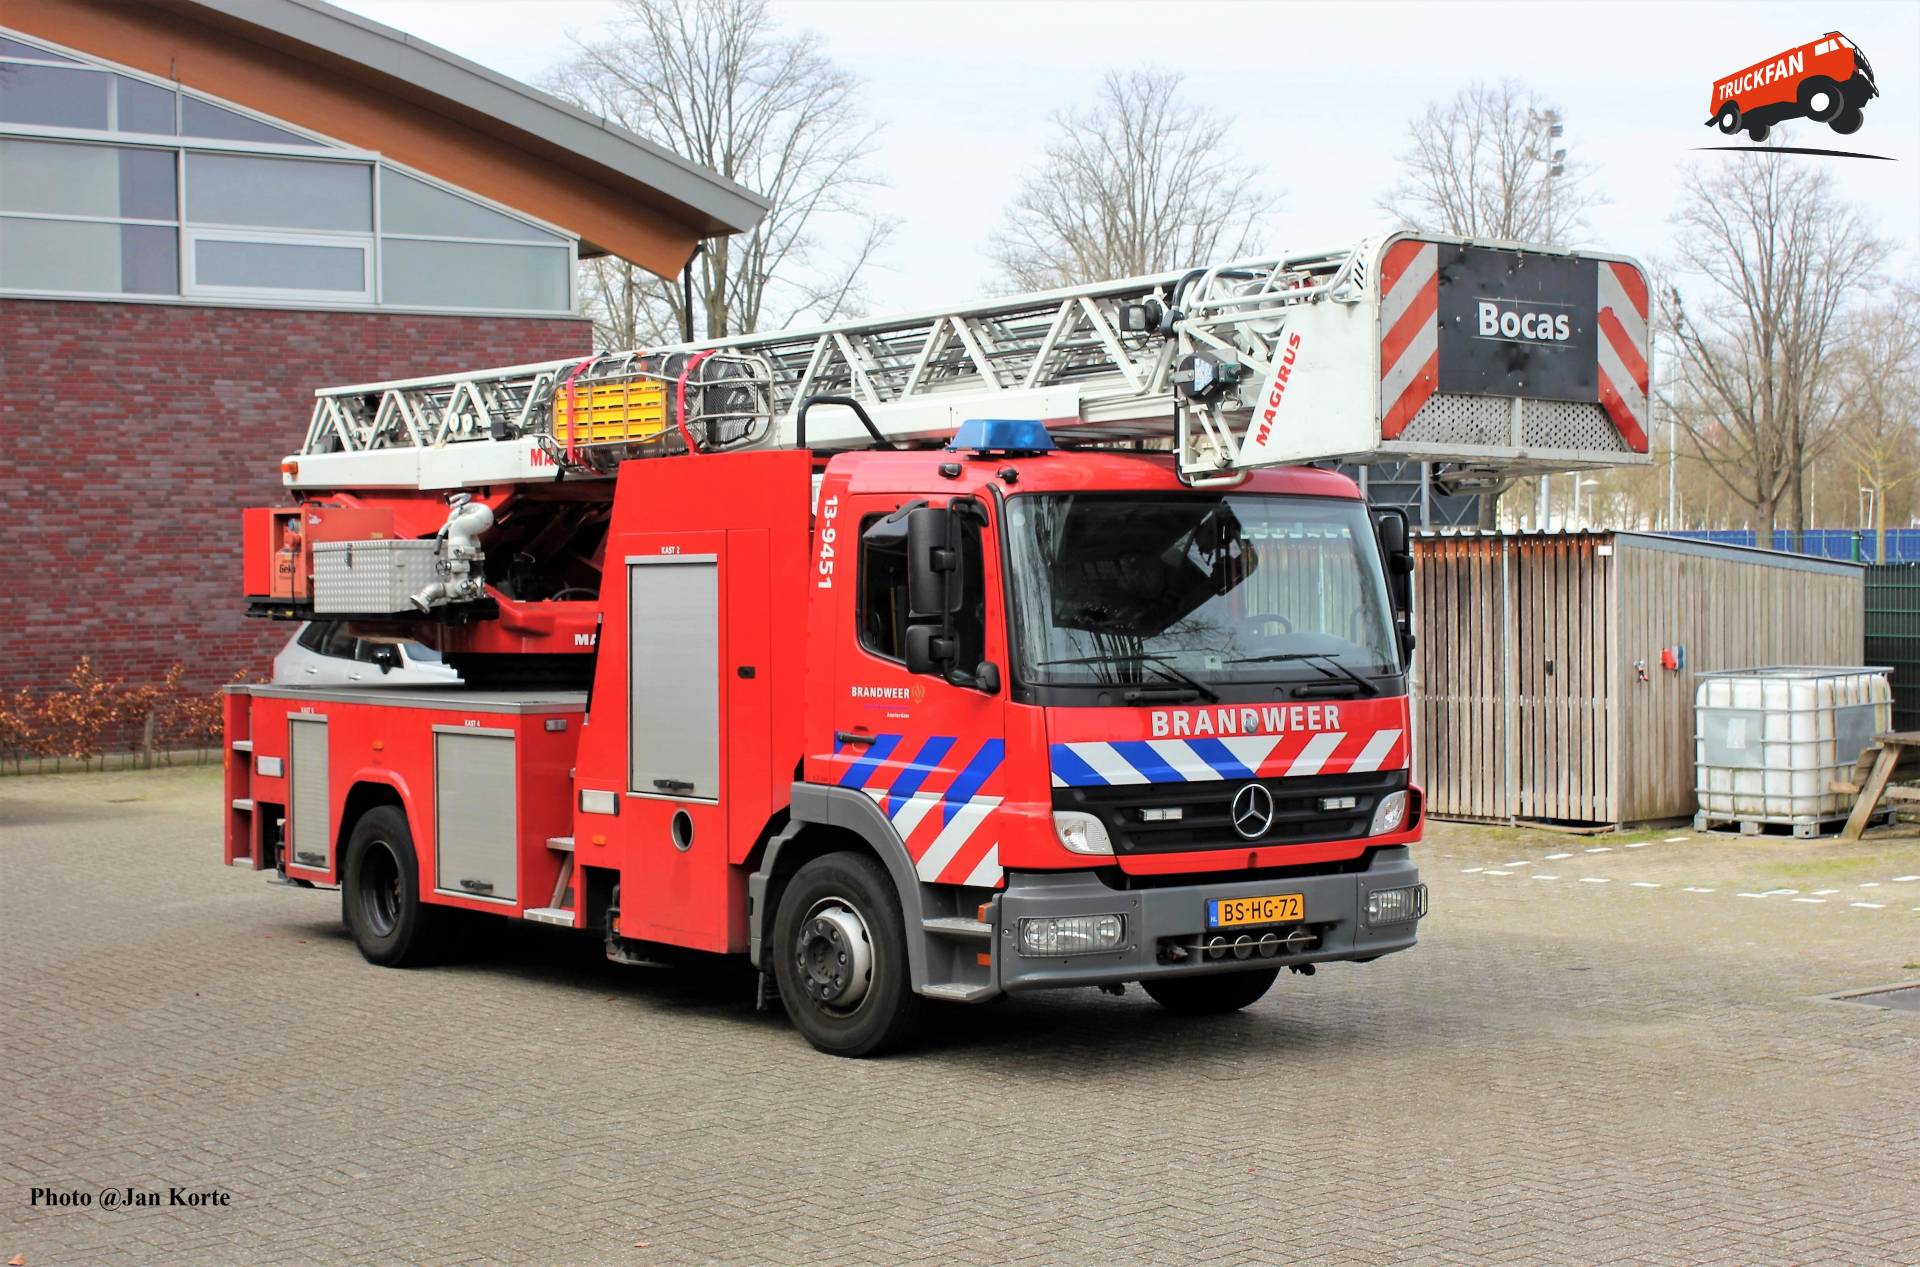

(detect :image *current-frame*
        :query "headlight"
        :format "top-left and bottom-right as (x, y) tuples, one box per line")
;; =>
(1018, 914), (1126, 956)
(1365, 884), (1428, 926)
(1370, 790), (1409, 836)
(1052, 810), (1113, 856)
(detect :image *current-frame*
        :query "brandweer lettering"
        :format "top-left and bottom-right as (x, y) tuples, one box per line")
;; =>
(1150, 704), (1341, 738)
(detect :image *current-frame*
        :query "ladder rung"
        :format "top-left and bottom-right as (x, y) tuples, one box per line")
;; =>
(523, 907), (576, 928)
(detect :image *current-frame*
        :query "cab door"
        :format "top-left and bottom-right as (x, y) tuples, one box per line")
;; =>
(825, 492), (1008, 889)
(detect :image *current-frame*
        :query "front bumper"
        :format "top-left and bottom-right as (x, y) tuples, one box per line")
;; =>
(990, 848), (1423, 992)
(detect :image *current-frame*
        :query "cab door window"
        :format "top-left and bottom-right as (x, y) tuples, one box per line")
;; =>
(857, 507), (986, 668)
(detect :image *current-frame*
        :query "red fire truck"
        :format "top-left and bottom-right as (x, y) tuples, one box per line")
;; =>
(223, 234), (1651, 1055)
(1706, 31), (1878, 142)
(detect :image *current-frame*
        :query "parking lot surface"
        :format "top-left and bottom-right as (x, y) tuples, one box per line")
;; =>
(4, 765), (1918, 1266)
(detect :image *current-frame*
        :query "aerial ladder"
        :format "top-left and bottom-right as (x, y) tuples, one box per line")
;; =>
(288, 233), (1652, 498)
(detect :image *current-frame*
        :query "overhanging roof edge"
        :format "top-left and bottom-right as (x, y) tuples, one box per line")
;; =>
(166, 0), (771, 236)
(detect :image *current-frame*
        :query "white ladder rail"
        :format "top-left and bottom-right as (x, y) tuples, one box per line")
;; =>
(295, 246), (1358, 468)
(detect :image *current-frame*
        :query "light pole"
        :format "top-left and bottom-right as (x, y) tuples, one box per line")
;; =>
(1572, 476), (1600, 529)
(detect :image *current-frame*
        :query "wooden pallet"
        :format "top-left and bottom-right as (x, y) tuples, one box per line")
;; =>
(1692, 812), (1890, 840)
(1831, 732), (1920, 842)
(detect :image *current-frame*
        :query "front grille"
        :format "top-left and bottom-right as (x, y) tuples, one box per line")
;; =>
(1055, 769), (1408, 854)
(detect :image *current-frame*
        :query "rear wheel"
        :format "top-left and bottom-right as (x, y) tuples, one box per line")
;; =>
(1715, 103), (1741, 135)
(1141, 967), (1281, 1015)
(343, 805), (440, 967)
(1830, 107), (1864, 135)
(1745, 119), (1771, 142)
(772, 852), (922, 1057)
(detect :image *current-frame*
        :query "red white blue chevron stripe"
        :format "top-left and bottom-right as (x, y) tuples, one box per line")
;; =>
(1049, 728), (1406, 787)
(834, 734), (1006, 886)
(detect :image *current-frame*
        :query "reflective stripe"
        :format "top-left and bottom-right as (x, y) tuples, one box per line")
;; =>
(836, 733), (901, 788)
(883, 734), (956, 815)
(1287, 731), (1346, 777)
(941, 739), (1004, 824)
(1347, 728), (1403, 774)
(961, 843), (1002, 887)
(1071, 742), (1151, 786)
(1145, 738), (1229, 781)
(889, 789), (944, 842)
(1110, 740), (1184, 783)
(916, 797), (999, 880)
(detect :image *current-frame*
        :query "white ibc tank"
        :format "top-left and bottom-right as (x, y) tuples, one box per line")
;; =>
(1695, 667), (1893, 831)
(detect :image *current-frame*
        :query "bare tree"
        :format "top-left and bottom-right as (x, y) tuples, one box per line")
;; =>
(1380, 81), (1598, 246)
(1662, 154), (1887, 549)
(1835, 283), (1920, 560)
(988, 68), (1272, 291)
(549, 0), (894, 347)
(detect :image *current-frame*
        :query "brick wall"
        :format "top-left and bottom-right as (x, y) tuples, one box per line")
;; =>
(0, 298), (591, 695)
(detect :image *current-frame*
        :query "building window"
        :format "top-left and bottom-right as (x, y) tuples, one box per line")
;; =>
(0, 138), (177, 294)
(0, 27), (577, 314)
(187, 231), (372, 301)
(180, 96), (320, 147)
(186, 152), (372, 231)
(381, 170), (560, 243)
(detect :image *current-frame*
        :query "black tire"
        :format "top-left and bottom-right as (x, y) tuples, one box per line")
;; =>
(1745, 120), (1770, 142)
(342, 805), (440, 967)
(771, 851), (923, 1057)
(1797, 76), (1843, 122)
(1141, 967), (1281, 1015)
(1715, 103), (1741, 135)
(1830, 107), (1864, 135)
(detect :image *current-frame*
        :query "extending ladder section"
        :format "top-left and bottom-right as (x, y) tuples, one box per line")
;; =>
(288, 234), (1650, 492)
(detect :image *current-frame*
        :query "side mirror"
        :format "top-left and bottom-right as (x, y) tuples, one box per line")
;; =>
(904, 623), (954, 675)
(371, 644), (402, 674)
(906, 506), (960, 618)
(1373, 509), (1414, 616)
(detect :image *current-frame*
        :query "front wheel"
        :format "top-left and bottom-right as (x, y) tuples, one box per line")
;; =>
(342, 805), (441, 967)
(771, 851), (922, 1057)
(1141, 967), (1281, 1015)
(1830, 107), (1864, 135)
(1798, 76), (1843, 122)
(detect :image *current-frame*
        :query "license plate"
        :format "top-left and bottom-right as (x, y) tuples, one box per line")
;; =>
(1207, 892), (1305, 929)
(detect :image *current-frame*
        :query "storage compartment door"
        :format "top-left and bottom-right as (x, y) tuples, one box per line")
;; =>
(435, 728), (518, 902)
(628, 556), (720, 800)
(288, 716), (330, 871)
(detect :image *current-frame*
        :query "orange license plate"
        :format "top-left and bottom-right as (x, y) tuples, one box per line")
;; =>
(1207, 892), (1305, 929)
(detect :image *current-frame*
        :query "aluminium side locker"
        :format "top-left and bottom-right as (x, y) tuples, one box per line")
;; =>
(434, 726), (518, 902)
(288, 715), (329, 872)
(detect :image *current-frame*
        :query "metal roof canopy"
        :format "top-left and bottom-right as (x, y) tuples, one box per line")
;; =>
(172, 0), (770, 238)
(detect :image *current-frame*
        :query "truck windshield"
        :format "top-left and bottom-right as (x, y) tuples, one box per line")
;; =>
(1003, 492), (1399, 690)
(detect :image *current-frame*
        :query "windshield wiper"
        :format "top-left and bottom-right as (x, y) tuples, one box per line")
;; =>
(1223, 651), (1380, 697)
(1032, 652), (1220, 702)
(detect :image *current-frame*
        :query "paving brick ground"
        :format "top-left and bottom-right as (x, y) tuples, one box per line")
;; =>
(3, 765), (1917, 1266)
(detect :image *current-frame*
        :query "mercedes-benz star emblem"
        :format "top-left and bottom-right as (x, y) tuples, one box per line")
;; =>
(1230, 782), (1275, 840)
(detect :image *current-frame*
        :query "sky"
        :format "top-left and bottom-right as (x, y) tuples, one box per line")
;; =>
(335, 0), (1920, 316)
